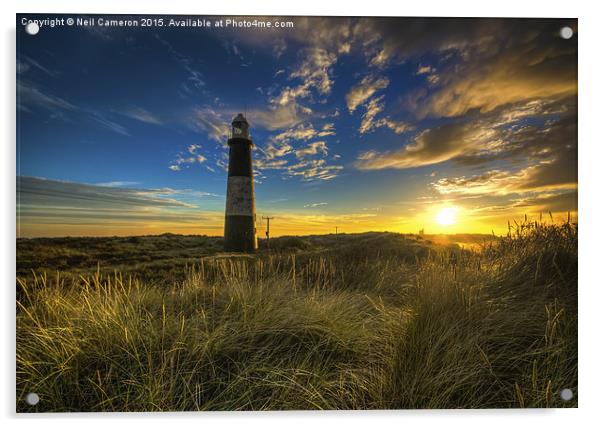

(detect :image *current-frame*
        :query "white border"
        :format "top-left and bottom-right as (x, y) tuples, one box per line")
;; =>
(3, 1), (601, 426)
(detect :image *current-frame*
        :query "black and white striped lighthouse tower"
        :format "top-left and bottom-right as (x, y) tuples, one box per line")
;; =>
(224, 113), (257, 252)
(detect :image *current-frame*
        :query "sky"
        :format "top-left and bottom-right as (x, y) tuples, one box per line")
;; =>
(16, 15), (578, 237)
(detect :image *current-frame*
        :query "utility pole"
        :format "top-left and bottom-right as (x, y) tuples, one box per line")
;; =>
(262, 216), (274, 250)
(335, 226), (338, 235)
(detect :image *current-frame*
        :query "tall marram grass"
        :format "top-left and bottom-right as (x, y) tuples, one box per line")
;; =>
(16, 222), (577, 411)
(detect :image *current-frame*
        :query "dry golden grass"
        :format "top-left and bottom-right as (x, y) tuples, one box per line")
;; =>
(16, 222), (577, 411)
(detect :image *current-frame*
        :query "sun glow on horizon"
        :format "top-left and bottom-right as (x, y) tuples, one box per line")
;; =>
(435, 207), (458, 227)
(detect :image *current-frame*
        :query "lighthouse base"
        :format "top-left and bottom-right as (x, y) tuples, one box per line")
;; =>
(224, 215), (257, 252)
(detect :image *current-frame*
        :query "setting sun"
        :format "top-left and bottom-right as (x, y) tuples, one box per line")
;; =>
(435, 207), (458, 226)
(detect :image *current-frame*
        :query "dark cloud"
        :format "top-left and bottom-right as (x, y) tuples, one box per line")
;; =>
(511, 191), (577, 213)
(17, 176), (192, 210)
(517, 147), (577, 192)
(457, 97), (577, 164)
(356, 96), (576, 172)
(355, 119), (484, 170)
(16, 177), (227, 236)
(432, 158), (577, 197)
(385, 19), (578, 118)
(430, 126), (577, 197)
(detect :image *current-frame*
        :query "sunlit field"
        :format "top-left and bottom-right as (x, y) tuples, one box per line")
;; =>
(16, 221), (577, 411)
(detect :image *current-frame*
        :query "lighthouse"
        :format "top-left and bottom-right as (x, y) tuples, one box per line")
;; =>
(224, 113), (258, 252)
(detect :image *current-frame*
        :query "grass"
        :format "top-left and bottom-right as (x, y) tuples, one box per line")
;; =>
(16, 223), (577, 411)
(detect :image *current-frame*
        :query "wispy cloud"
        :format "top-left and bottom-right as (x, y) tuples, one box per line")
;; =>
(357, 95), (413, 135)
(169, 144), (210, 172)
(416, 65), (433, 75)
(261, 140), (293, 161)
(376, 118), (414, 134)
(156, 35), (205, 92)
(273, 38), (287, 58)
(16, 176), (230, 237)
(95, 181), (140, 187)
(191, 107), (230, 142)
(188, 144), (202, 154)
(18, 80), (130, 136)
(296, 141), (328, 158)
(345, 74), (413, 135)
(191, 103), (313, 142)
(285, 159), (343, 182)
(254, 158), (289, 171)
(346, 75), (389, 113)
(358, 95), (386, 134)
(273, 122), (335, 143)
(270, 47), (338, 107)
(17, 55), (59, 78)
(17, 80), (75, 112)
(249, 103), (313, 131)
(253, 120), (341, 182)
(415, 64), (440, 85)
(89, 110), (129, 136)
(120, 107), (163, 125)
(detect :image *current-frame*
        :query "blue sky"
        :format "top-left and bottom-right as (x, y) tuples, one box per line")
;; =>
(17, 15), (577, 237)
